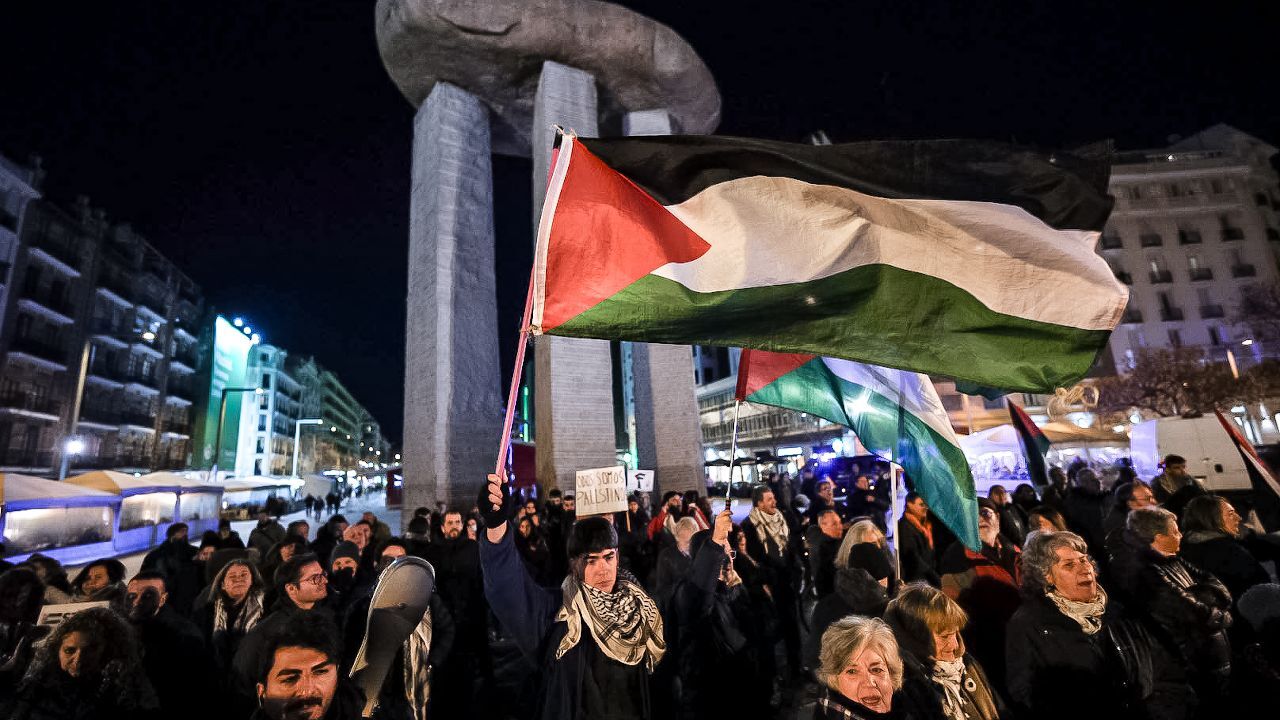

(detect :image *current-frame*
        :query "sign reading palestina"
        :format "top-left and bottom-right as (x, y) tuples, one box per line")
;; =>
(575, 465), (628, 516)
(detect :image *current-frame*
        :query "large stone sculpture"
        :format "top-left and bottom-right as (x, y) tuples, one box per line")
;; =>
(377, 0), (719, 520)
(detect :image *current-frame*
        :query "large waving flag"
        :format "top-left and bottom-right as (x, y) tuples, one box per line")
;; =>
(736, 349), (978, 550)
(530, 133), (1125, 393)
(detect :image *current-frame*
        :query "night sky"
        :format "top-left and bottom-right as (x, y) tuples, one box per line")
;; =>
(3, 1), (1275, 443)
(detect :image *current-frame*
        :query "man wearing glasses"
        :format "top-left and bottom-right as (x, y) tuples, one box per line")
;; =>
(231, 553), (335, 717)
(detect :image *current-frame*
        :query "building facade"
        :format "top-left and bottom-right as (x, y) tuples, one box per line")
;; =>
(0, 170), (207, 474)
(1102, 124), (1280, 369)
(235, 344), (303, 477)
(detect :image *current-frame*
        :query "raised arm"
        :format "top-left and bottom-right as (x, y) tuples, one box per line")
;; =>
(478, 473), (558, 661)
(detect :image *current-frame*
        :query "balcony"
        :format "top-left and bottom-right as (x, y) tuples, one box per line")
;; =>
(1121, 309), (1143, 323)
(0, 390), (62, 418)
(0, 207), (18, 232)
(1232, 263), (1257, 278)
(1100, 235), (1123, 250)
(96, 273), (134, 305)
(1114, 271), (1132, 285)
(1199, 304), (1225, 319)
(1139, 233), (1163, 247)
(1149, 270), (1173, 284)
(78, 407), (123, 427)
(172, 344), (198, 369)
(1189, 268), (1213, 281)
(162, 419), (192, 436)
(19, 282), (75, 322)
(122, 372), (161, 394)
(28, 234), (83, 273)
(9, 335), (69, 365)
(120, 411), (156, 429)
(0, 449), (54, 468)
(1178, 231), (1202, 245)
(1160, 307), (1185, 322)
(166, 379), (195, 402)
(1222, 227), (1245, 241)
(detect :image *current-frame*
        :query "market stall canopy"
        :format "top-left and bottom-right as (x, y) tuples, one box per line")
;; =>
(139, 472), (222, 491)
(0, 472), (120, 511)
(961, 422), (1129, 459)
(67, 470), (180, 496)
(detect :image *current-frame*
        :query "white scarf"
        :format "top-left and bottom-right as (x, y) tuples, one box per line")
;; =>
(748, 507), (790, 551)
(213, 590), (263, 635)
(1048, 585), (1108, 635)
(555, 575), (666, 671)
(403, 609), (433, 720)
(932, 657), (968, 720)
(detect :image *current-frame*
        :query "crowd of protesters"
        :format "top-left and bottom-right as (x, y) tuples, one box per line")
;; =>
(1, 453), (1279, 719)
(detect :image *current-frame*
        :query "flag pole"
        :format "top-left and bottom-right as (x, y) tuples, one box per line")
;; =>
(724, 399), (742, 510)
(890, 466), (902, 582)
(495, 275), (536, 478)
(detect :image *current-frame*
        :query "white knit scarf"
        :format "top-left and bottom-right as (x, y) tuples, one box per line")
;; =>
(748, 507), (790, 551)
(555, 575), (665, 671)
(1048, 585), (1108, 635)
(932, 657), (968, 720)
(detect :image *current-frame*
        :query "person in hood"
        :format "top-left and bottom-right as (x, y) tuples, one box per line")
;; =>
(885, 582), (1007, 720)
(195, 559), (266, 673)
(217, 518), (246, 549)
(70, 558), (126, 607)
(479, 472), (666, 720)
(326, 541), (366, 620)
(4, 606), (158, 720)
(125, 571), (215, 718)
(140, 523), (201, 616)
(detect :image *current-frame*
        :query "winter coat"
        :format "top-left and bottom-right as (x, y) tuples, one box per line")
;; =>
(424, 535), (486, 655)
(134, 605), (216, 719)
(1179, 531), (1270, 603)
(4, 668), (160, 720)
(895, 650), (1005, 720)
(1061, 487), (1108, 554)
(140, 539), (200, 616)
(1005, 594), (1187, 720)
(1128, 548), (1233, 680)
(652, 546), (691, 601)
(812, 686), (910, 720)
(997, 504), (1028, 546)
(247, 520), (286, 556)
(480, 526), (655, 720)
(806, 567), (889, 669)
(666, 538), (762, 719)
(806, 525), (842, 598)
(939, 539), (1021, 693)
(896, 518), (939, 587)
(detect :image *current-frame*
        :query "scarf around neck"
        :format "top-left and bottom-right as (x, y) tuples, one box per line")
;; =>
(213, 590), (264, 635)
(905, 513), (934, 548)
(932, 657), (967, 720)
(1048, 585), (1108, 635)
(555, 574), (665, 671)
(748, 507), (790, 550)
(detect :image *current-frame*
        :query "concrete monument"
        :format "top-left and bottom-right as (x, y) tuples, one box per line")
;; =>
(377, 0), (720, 519)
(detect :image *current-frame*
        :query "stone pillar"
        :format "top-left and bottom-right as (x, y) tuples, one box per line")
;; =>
(623, 109), (704, 496)
(402, 82), (502, 526)
(531, 61), (617, 491)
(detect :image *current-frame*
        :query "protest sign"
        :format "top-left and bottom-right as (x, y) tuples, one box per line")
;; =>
(575, 465), (628, 516)
(627, 469), (655, 493)
(38, 601), (109, 629)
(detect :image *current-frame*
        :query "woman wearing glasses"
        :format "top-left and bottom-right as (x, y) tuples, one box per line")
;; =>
(1004, 531), (1185, 720)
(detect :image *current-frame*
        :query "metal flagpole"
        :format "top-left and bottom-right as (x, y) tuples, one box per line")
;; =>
(725, 399), (742, 510)
(890, 466), (902, 581)
(495, 276), (536, 478)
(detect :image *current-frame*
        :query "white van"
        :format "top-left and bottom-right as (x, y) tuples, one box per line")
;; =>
(1129, 415), (1251, 492)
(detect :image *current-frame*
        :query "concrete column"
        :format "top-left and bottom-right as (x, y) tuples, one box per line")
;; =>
(531, 61), (617, 491)
(623, 109), (704, 497)
(402, 82), (502, 525)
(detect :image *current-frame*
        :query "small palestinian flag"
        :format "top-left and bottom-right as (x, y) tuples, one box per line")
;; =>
(736, 349), (978, 550)
(530, 133), (1125, 393)
(1008, 399), (1051, 485)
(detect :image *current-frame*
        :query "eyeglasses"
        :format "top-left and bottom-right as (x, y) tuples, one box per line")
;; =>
(978, 508), (997, 519)
(296, 573), (326, 587)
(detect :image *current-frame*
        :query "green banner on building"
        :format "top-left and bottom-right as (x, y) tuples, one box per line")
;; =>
(192, 316), (253, 471)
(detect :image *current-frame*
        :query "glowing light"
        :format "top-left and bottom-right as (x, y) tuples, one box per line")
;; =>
(65, 439), (85, 454)
(831, 439), (843, 454)
(251, 334), (261, 344)
(1112, 425), (1125, 433)
(242, 326), (253, 335)
(394, 454), (401, 461)
(233, 317), (244, 328)
(1242, 339), (1255, 346)
(141, 331), (156, 342)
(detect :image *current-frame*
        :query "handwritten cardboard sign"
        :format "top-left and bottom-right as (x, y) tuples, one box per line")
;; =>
(575, 465), (628, 516)
(627, 469), (655, 493)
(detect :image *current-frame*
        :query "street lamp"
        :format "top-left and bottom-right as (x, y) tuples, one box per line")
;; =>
(292, 418), (324, 478)
(211, 387), (262, 482)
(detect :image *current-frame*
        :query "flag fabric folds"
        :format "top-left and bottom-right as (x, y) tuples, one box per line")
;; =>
(531, 132), (1126, 393)
(1214, 409), (1280, 499)
(736, 349), (979, 550)
(1008, 399), (1052, 486)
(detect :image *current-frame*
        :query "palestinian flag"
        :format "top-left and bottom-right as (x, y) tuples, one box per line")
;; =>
(1215, 409), (1280, 499)
(531, 133), (1125, 393)
(1008, 399), (1051, 485)
(736, 349), (978, 550)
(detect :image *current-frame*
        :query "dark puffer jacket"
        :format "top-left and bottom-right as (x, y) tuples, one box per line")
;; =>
(1005, 594), (1188, 720)
(805, 566), (890, 669)
(1129, 549), (1233, 680)
(1179, 531), (1270, 604)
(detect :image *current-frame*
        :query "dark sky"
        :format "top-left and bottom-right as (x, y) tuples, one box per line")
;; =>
(3, 1), (1275, 443)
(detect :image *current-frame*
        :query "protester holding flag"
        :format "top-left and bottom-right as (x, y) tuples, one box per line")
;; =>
(478, 473), (666, 720)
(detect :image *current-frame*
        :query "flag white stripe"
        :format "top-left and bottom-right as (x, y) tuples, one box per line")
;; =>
(654, 175), (1125, 331)
(819, 358), (960, 445)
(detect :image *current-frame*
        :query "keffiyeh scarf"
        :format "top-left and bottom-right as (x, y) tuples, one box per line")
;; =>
(213, 590), (264, 635)
(555, 573), (665, 671)
(748, 507), (790, 551)
(403, 609), (433, 720)
(1048, 585), (1108, 635)
(932, 658), (968, 720)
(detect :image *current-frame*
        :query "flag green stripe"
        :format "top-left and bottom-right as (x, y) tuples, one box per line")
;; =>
(748, 358), (979, 548)
(551, 264), (1110, 393)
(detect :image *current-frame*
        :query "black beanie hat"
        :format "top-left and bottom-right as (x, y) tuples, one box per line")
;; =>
(329, 541), (361, 568)
(849, 542), (893, 581)
(566, 517), (618, 558)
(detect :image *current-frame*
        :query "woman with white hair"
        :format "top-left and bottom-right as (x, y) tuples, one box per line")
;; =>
(653, 517), (701, 600)
(1005, 530), (1184, 720)
(815, 615), (906, 719)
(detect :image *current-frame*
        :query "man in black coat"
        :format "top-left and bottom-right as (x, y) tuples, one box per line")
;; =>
(140, 522), (200, 616)
(897, 492), (940, 586)
(125, 570), (216, 719)
(741, 484), (804, 677)
(425, 509), (490, 717)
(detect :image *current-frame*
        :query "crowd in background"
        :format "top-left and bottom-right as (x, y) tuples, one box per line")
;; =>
(0, 453), (1277, 719)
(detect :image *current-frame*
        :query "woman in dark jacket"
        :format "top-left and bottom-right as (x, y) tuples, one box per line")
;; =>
(1005, 530), (1188, 720)
(194, 559), (265, 673)
(68, 559), (126, 608)
(884, 583), (1006, 720)
(1179, 495), (1270, 602)
(4, 607), (158, 720)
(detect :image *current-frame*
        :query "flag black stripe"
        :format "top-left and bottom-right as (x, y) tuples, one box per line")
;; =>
(579, 135), (1113, 232)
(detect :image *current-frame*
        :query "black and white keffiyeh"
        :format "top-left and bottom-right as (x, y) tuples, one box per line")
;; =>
(555, 572), (665, 671)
